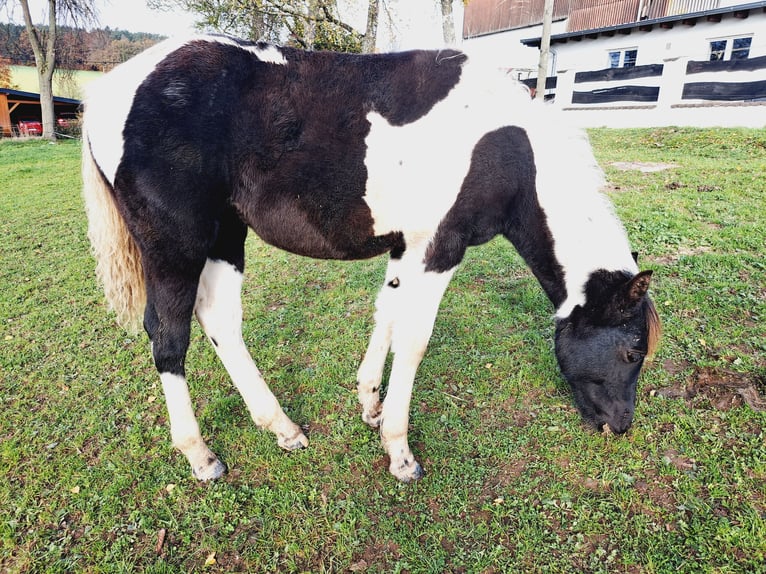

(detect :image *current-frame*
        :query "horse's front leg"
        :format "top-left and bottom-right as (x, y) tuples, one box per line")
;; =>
(144, 261), (227, 481)
(368, 260), (455, 482)
(356, 259), (401, 427)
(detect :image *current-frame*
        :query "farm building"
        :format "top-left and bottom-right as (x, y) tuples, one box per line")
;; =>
(0, 88), (81, 136)
(462, 0), (766, 127)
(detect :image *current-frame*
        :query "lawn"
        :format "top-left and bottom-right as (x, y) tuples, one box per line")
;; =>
(0, 129), (764, 573)
(9, 66), (103, 100)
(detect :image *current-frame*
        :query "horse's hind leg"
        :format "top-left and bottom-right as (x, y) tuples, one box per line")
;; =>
(143, 259), (227, 481)
(195, 219), (308, 452)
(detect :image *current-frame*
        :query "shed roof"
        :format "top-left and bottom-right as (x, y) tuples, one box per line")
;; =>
(0, 88), (81, 105)
(521, 0), (766, 46)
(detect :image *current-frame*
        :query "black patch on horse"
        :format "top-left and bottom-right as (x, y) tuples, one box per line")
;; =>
(425, 126), (566, 307)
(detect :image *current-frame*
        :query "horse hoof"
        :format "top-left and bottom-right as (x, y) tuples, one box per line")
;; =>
(390, 458), (424, 483)
(361, 403), (383, 428)
(362, 411), (382, 428)
(279, 430), (309, 451)
(192, 456), (227, 481)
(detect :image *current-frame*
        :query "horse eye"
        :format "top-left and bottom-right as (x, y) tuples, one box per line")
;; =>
(625, 351), (643, 363)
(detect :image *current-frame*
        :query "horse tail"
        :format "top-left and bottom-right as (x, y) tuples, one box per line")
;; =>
(82, 124), (146, 332)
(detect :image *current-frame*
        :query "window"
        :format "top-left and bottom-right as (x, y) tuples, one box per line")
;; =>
(732, 37), (752, 60)
(608, 48), (638, 68)
(709, 40), (727, 61)
(623, 49), (638, 68)
(709, 36), (752, 61)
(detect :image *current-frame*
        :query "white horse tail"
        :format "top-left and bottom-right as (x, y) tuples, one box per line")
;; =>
(82, 124), (146, 332)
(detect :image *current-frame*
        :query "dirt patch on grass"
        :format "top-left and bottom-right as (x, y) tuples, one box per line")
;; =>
(648, 245), (712, 265)
(350, 540), (401, 573)
(610, 161), (678, 173)
(652, 366), (766, 411)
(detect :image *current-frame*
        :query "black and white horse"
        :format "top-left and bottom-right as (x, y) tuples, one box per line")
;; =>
(82, 35), (660, 482)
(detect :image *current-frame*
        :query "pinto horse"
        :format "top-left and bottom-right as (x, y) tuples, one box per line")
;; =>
(82, 35), (660, 482)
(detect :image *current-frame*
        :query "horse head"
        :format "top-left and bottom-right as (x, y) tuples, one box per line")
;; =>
(554, 270), (660, 434)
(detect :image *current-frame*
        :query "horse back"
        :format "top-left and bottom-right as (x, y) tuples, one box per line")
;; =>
(87, 36), (470, 261)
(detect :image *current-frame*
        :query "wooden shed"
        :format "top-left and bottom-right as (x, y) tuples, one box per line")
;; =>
(0, 88), (81, 136)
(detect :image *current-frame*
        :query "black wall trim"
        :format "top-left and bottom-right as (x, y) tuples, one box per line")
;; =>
(521, 76), (558, 90)
(572, 85), (660, 104)
(682, 80), (766, 100)
(574, 64), (664, 83)
(686, 54), (766, 74)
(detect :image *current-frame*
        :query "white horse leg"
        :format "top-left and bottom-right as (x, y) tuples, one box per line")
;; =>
(195, 259), (308, 451)
(375, 256), (455, 482)
(356, 258), (402, 427)
(160, 372), (226, 480)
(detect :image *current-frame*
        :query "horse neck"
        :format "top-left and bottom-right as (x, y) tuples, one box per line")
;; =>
(506, 127), (638, 318)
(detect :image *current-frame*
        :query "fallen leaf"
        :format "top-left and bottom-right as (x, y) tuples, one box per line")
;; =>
(155, 528), (167, 554)
(166, 483), (176, 493)
(204, 552), (217, 566)
(70, 486), (80, 494)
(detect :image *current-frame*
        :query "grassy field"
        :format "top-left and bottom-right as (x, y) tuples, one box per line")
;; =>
(9, 67), (103, 100)
(1, 129), (764, 573)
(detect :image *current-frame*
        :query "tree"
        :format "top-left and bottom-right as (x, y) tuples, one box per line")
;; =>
(0, 56), (15, 88)
(360, 0), (378, 53)
(2, 0), (96, 140)
(150, 0), (379, 53)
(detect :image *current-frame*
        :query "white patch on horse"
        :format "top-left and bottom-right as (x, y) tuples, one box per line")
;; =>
(84, 35), (194, 186)
(195, 259), (307, 450)
(249, 44), (287, 65)
(204, 35), (287, 65)
(160, 372), (225, 480)
(522, 112), (638, 318)
(363, 55), (531, 239)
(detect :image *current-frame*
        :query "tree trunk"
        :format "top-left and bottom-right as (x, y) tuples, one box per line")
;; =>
(20, 0), (58, 140)
(440, 0), (455, 45)
(361, 0), (379, 53)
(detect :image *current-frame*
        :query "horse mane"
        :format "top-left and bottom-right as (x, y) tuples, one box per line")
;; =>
(645, 298), (662, 360)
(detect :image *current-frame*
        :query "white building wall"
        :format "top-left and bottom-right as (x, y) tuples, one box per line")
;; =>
(462, 20), (569, 74)
(552, 15), (766, 74)
(463, 7), (766, 127)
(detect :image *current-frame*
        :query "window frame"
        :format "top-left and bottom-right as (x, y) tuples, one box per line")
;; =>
(607, 47), (639, 69)
(708, 35), (753, 61)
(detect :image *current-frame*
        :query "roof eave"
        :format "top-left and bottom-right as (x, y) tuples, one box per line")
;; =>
(0, 87), (81, 105)
(520, 0), (766, 47)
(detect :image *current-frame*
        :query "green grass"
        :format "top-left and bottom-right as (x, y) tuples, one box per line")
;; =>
(9, 66), (103, 99)
(1, 129), (765, 573)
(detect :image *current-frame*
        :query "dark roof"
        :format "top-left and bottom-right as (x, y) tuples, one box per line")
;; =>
(0, 87), (80, 105)
(521, 1), (766, 47)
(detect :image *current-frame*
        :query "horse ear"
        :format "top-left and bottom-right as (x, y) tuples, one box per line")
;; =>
(622, 270), (653, 306)
(631, 251), (639, 264)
